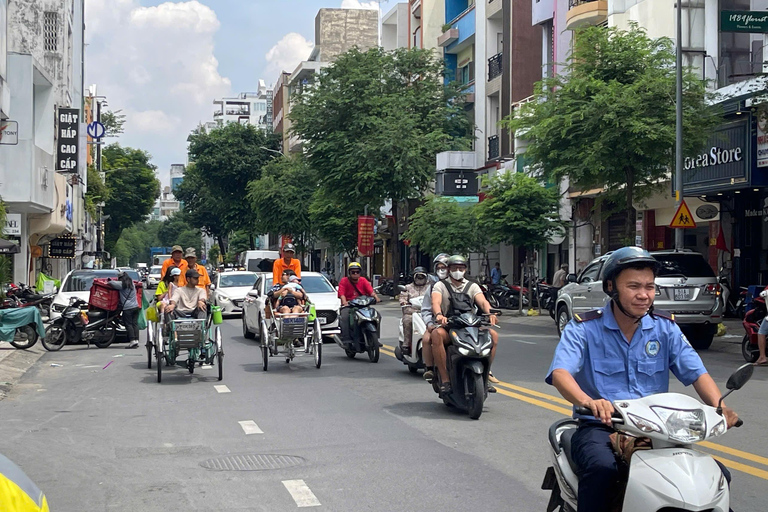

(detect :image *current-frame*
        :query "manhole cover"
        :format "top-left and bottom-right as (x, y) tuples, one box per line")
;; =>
(200, 454), (307, 471)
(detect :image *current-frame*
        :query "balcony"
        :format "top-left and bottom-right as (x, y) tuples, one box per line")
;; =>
(438, 28), (459, 48)
(213, 111), (223, 117)
(488, 53), (502, 81)
(488, 135), (499, 161)
(565, 0), (608, 31)
(487, 0), (502, 19)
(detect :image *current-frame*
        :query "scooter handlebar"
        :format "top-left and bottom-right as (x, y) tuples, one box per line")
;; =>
(734, 419), (744, 428)
(574, 406), (623, 421)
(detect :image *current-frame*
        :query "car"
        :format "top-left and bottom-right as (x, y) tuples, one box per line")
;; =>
(239, 250), (280, 273)
(554, 250), (723, 350)
(212, 271), (257, 316)
(147, 265), (162, 288)
(242, 271), (341, 341)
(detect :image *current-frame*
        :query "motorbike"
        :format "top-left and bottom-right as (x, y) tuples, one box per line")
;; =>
(42, 297), (123, 351)
(2, 284), (54, 322)
(542, 364), (752, 512)
(333, 296), (382, 362)
(396, 294), (426, 373)
(431, 311), (495, 420)
(741, 288), (767, 362)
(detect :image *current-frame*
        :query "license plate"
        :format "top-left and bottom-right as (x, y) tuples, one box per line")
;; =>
(674, 288), (691, 301)
(318, 317), (327, 325)
(175, 322), (201, 331)
(283, 317), (304, 324)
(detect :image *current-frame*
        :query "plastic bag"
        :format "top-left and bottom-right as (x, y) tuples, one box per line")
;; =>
(137, 293), (150, 330)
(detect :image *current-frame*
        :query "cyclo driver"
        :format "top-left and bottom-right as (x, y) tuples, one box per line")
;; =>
(546, 247), (740, 512)
(431, 255), (498, 394)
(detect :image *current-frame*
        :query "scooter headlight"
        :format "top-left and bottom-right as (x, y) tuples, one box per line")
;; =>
(652, 407), (706, 443)
(626, 413), (662, 434)
(481, 348), (491, 356)
(709, 419), (727, 438)
(458, 347), (471, 356)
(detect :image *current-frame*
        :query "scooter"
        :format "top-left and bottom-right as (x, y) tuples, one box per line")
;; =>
(431, 312), (495, 420)
(542, 364), (752, 512)
(42, 297), (123, 351)
(396, 294), (426, 373)
(741, 288), (768, 363)
(333, 296), (382, 362)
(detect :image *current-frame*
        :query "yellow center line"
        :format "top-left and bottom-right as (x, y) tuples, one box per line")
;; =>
(700, 441), (768, 468)
(494, 381), (572, 406)
(710, 455), (768, 480)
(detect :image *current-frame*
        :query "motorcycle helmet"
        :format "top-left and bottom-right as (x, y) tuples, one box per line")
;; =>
(447, 255), (468, 268)
(601, 247), (660, 294)
(412, 266), (427, 277)
(348, 262), (362, 273)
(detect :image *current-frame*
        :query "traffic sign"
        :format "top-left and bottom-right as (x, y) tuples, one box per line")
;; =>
(669, 200), (697, 229)
(87, 121), (106, 140)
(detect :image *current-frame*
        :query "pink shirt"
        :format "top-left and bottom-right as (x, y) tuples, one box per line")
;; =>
(338, 277), (374, 301)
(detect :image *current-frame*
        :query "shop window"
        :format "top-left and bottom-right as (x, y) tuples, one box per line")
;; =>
(719, 0), (755, 88)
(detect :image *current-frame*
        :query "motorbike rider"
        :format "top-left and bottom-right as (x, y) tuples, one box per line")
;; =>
(399, 266), (430, 353)
(431, 255), (498, 394)
(545, 247), (739, 512)
(421, 254), (449, 382)
(338, 262), (380, 343)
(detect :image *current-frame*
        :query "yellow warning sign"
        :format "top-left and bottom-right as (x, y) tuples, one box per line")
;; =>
(669, 200), (697, 229)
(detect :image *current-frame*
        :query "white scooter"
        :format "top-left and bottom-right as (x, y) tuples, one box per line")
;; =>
(395, 294), (427, 374)
(542, 364), (752, 512)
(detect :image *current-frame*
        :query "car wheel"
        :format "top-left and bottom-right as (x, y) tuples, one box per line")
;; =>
(681, 324), (716, 351)
(243, 312), (255, 339)
(556, 305), (570, 336)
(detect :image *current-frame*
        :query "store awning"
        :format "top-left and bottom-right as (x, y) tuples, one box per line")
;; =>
(0, 239), (21, 254)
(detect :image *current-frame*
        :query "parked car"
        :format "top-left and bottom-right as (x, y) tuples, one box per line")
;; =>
(242, 271), (341, 341)
(146, 265), (162, 288)
(211, 271), (257, 316)
(239, 250), (280, 273)
(554, 250), (723, 350)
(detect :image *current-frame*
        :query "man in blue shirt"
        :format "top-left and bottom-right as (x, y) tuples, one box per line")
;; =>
(490, 262), (501, 285)
(546, 247), (740, 512)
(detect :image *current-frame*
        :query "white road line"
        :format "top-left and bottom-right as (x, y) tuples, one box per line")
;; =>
(201, 365), (213, 369)
(511, 339), (537, 345)
(214, 385), (231, 393)
(499, 334), (556, 339)
(238, 420), (264, 435)
(282, 479), (321, 508)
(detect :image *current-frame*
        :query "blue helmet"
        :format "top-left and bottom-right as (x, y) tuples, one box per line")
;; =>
(601, 247), (660, 294)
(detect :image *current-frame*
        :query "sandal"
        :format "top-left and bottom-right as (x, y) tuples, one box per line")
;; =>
(439, 382), (452, 395)
(423, 369), (434, 382)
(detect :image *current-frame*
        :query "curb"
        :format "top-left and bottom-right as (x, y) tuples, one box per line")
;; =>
(0, 343), (47, 401)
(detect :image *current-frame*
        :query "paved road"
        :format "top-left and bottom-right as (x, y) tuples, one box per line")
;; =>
(0, 300), (766, 511)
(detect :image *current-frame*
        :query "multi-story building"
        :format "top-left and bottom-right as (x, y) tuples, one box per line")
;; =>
(212, 80), (273, 131)
(151, 186), (181, 221)
(382, 3), (409, 50)
(272, 71), (291, 155)
(0, 0), (87, 283)
(409, 0), (445, 50)
(170, 163), (185, 192)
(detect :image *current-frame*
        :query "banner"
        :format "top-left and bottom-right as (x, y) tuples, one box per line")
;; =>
(357, 215), (375, 257)
(721, 10), (768, 33)
(56, 108), (80, 173)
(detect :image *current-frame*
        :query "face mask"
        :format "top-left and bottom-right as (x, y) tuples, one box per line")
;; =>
(450, 270), (465, 281)
(436, 269), (448, 279)
(414, 276), (427, 286)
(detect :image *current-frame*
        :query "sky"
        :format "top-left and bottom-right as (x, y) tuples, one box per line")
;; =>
(84, 0), (394, 185)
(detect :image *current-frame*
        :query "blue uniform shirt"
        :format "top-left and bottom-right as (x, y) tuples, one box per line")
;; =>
(546, 304), (707, 407)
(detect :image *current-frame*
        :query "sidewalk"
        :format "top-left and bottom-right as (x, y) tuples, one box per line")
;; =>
(0, 342), (47, 401)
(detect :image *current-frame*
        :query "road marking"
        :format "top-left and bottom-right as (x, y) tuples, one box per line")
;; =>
(214, 385), (230, 393)
(700, 441), (768, 468)
(201, 365), (213, 370)
(238, 420), (263, 435)
(711, 455), (768, 480)
(511, 339), (537, 345)
(495, 381), (572, 406)
(282, 479), (321, 507)
(380, 344), (396, 353)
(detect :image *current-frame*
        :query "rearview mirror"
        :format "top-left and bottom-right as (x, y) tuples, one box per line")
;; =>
(726, 363), (754, 391)
(247, 289), (260, 298)
(398, 285), (407, 292)
(567, 273), (577, 283)
(209, 284), (216, 291)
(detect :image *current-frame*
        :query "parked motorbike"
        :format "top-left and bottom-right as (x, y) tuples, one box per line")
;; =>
(2, 284), (54, 322)
(396, 294), (426, 373)
(543, 364), (752, 512)
(333, 296), (382, 362)
(431, 312), (495, 420)
(43, 297), (123, 351)
(536, 281), (557, 319)
(741, 288), (768, 362)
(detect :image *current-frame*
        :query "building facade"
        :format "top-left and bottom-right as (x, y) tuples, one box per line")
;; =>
(212, 80), (273, 131)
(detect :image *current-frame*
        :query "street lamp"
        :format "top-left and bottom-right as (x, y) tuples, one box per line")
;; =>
(259, 146), (285, 157)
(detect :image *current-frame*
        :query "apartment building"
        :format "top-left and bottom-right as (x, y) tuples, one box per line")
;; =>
(212, 80), (273, 131)
(272, 71), (291, 155)
(382, 3), (409, 50)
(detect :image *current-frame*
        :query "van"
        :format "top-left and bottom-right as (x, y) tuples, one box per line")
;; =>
(240, 250), (281, 273)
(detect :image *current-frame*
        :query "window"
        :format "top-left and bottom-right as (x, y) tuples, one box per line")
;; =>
(579, 263), (602, 283)
(44, 12), (58, 52)
(459, 62), (475, 84)
(652, 254), (716, 278)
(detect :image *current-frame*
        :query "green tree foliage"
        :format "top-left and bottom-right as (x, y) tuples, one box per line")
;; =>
(403, 196), (486, 256)
(183, 123), (282, 243)
(247, 155), (315, 252)
(158, 212), (202, 257)
(474, 172), (563, 255)
(111, 220), (163, 266)
(84, 164), (109, 217)
(504, 24), (717, 240)
(101, 109), (126, 138)
(290, 46), (472, 281)
(174, 162), (229, 255)
(308, 192), (358, 256)
(102, 144), (161, 250)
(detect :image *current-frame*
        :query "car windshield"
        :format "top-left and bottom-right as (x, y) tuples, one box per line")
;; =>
(63, 270), (119, 292)
(653, 254), (716, 278)
(220, 273), (257, 288)
(150, 266), (162, 274)
(299, 275), (335, 293)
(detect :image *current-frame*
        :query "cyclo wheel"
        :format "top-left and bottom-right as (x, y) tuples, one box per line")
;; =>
(156, 344), (163, 383)
(313, 319), (322, 369)
(260, 320), (269, 372)
(11, 324), (39, 350)
(146, 323), (153, 369)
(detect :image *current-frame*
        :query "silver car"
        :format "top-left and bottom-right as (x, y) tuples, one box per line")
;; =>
(212, 271), (258, 316)
(555, 250), (722, 350)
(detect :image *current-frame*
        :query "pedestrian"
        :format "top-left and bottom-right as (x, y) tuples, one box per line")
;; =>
(108, 271), (140, 348)
(490, 262), (501, 285)
(552, 264), (569, 288)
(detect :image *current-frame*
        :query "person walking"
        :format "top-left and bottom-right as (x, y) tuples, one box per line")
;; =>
(552, 264), (569, 288)
(109, 271), (140, 349)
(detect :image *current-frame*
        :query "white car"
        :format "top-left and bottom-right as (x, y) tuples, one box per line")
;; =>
(50, 269), (140, 329)
(147, 265), (162, 288)
(242, 271), (341, 341)
(212, 271), (257, 316)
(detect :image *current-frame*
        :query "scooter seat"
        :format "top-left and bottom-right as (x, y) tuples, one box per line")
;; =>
(87, 310), (109, 321)
(560, 428), (581, 475)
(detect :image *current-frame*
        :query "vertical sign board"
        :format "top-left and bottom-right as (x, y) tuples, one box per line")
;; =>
(357, 216), (375, 257)
(56, 108), (80, 173)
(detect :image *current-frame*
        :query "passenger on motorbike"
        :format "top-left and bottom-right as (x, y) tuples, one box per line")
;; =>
(431, 255), (498, 393)
(166, 269), (207, 320)
(338, 262), (380, 342)
(399, 267), (430, 353)
(422, 254), (449, 382)
(546, 247), (739, 512)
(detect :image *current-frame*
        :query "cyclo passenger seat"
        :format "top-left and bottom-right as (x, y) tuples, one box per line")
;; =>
(440, 278), (474, 317)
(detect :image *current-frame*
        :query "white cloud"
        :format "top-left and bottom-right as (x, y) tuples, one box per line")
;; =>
(85, 0), (231, 177)
(340, 0), (381, 9)
(265, 32), (314, 76)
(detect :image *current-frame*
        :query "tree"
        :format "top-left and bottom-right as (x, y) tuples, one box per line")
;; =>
(403, 196), (486, 256)
(290, 46), (472, 282)
(504, 24), (717, 241)
(84, 164), (109, 217)
(102, 144), (160, 250)
(101, 109), (126, 138)
(157, 212), (202, 257)
(173, 162), (229, 255)
(308, 192), (358, 257)
(247, 155), (315, 253)
(110, 220), (162, 266)
(185, 123), (282, 244)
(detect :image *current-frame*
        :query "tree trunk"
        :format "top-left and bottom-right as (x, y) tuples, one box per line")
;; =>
(249, 233), (256, 250)
(391, 197), (401, 292)
(624, 167), (636, 245)
(217, 235), (227, 258)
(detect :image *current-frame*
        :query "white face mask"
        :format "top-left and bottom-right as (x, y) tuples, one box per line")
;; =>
(450, 270), (465, 281)
(436, 269), (448, 279)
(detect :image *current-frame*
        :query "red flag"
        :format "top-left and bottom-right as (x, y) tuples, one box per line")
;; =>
(715, 225), (730, 253)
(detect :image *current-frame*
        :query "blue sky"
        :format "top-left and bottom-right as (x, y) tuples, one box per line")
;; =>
(85, 0), (393, 183)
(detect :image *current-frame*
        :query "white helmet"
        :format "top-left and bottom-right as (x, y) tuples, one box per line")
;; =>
(760, 289), (768, 300)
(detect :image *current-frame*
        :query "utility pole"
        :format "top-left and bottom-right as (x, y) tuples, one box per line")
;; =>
(674, 0), (684, 250)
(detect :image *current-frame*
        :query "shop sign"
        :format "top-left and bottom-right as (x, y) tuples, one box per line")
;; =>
(357, 215), (375, 257)
(682, 122), (747, 190)
(684, 146), (742, 170)
(2, 213), (21, 236)
(721, 11), (768, 33)
(56, 108), (80, 173)
(745, 198), (768, 218)
(758, 111), (768, 168)
(696, 204), (719, 220)
(48, 236), (77, 259)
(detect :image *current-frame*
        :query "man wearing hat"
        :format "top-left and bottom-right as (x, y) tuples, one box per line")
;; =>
(161, 245), (187, 279)
(167, 268), (208, 319)
(272, 243), (301, 285)
(178, 247), (211, 296)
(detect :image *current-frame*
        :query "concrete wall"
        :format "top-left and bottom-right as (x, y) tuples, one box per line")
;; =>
(314, 8), (378, 62)
(382, 3), (409, 51)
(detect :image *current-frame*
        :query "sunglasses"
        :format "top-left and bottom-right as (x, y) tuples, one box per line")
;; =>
(349, 270), (361, 275)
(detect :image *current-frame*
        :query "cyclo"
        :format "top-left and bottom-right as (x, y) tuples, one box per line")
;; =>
(259, 298), (322, 371)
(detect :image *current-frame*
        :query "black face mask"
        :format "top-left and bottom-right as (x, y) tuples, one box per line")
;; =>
(414, 275), (427, 286)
